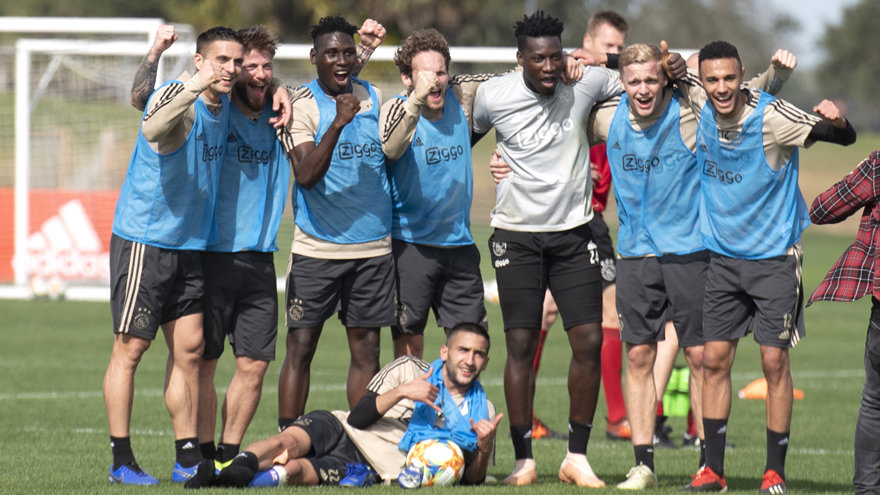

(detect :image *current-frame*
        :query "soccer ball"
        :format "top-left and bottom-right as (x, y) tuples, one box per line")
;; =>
(405, 439), (465, 487)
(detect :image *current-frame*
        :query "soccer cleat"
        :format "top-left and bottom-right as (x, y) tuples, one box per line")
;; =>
(184, 459), (218, 489)
(617, 463), (659, 490)
(398, 462), (425, 489)
(680, 466), (727, 492)
(172, 461), (201, 483)
(108, 463), (159, 485)
(558, 457), (605, 488)
(532, 415), (567, 440)
(606, 418), (632, 441)
(339, 463), (376, 487)
(249, 466), (286, 487)
(760, 469), (786, 494)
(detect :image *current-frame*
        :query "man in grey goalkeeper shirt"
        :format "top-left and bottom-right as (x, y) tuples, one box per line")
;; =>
(471, 10), (620, 487)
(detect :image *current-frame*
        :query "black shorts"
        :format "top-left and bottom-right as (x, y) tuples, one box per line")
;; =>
(587, 215), (616, 287)
(109, 234), (203, 340)
(703, 250), (805, 348)
(489, 225), (602, 331)
(202, 251), (278, 361)
(285, 253), (396, 328)
(616, 252), (708, 347)
(294, 410), (368, 485)
(391, 240), (487, 338)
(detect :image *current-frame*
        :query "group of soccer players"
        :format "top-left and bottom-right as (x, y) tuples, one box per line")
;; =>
(102, 6), (862, 493)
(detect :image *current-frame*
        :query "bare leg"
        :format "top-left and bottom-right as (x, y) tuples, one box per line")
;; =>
(626, 342), (658, 446)
(504, 328), (539, 428)
(761, 345), (792, 432)
(566, 323), (604, 426)
(701, 340), (737, 420)
(346, 327), (380, 409)
(683, 344), (705, 440)
(278, 326), (322, 420)
(103, 334), (152, 437)
(220, 356), (270, 445)
(162, 313), (204, 440)
(197, 358), (218, 445)
(393, 334), (423, 359)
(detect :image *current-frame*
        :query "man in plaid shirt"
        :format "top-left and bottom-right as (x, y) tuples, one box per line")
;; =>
(809, 150), (880, 494)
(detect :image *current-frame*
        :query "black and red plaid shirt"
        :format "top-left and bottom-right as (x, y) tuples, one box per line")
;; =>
(809, 150), (880, 304)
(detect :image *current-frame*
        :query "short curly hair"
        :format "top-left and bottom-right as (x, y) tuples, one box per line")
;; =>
(394, 29), (451, 77)
(513, 10), (563, 51)
(310, 16), (357, 43)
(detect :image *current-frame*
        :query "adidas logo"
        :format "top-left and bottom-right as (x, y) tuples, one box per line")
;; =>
(25, 199), (109, 282)
(612, 142), (621, 150)
(182, 441), (196, 450)
(227, 132), (238, 142)
(413, 136), (424, 147)
(196, 132), (205, 141)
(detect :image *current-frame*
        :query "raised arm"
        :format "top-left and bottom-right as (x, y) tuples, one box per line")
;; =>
(353, 19), (386, 77)
(380, 71), (437, 160)
(130, 24), (178, 111)
(746, 49), (797, 95)
(807, 99), (856, 146)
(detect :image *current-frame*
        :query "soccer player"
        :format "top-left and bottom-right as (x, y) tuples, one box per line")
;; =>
(808, 150), (880, 494)
(129, 21), (383, 471)
(192, 323), (501, 488)
(471, 11), (622, 487)
(103, 26), (243, 485)
(278, 16), (393, 428)
(676, 40), (856, 492)
(379, 28), (492, 359)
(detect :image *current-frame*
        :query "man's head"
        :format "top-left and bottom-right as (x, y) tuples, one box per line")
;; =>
(582, 10), (628, 59)
(514, 11), (565, 96)
(309, 16), (359, 96)
(440, 323), (490, 394)
(395, 29), (451, 117)
(194, 26), (243, 97)
(619, 44), (667, 118)
(698, 40), (746, 118)
(234, 25), (278, 112)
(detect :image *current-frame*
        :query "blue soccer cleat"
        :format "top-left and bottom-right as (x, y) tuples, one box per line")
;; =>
(398, 462), (424, 489)
(339, 463), (376, 487)
(109, 463), (160, 485)
(172, 461), (200, 483)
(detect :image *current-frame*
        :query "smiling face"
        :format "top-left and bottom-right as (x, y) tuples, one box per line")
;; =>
(235, 48), (273, 112)
(440, 329), (489, 395)
(194, 39), (243, 99)
(621, 59), (666, 118)
(401, 50), (449, 118)
(699, 57), (746, 118)
(517, 35), (564, 96)
(312, 31), (357, 96)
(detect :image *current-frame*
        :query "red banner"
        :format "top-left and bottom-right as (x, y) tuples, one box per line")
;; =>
(0, 188), (118, 283)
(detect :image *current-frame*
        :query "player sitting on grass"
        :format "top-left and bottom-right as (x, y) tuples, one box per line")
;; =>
(184, 323), (501, 488)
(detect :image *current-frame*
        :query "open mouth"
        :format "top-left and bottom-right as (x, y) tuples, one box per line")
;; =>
(248, 83), (267, 101)
(334, 69), (350, 85)
(634, 94), (654, 111)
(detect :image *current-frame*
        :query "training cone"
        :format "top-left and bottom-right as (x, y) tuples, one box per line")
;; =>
(738, 378), (804, 400)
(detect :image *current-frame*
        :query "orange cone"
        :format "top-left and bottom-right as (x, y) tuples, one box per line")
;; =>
(738, 378), (804, 400)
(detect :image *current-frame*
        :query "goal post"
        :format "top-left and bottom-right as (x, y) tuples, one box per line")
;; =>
(2, 18), (520, 300)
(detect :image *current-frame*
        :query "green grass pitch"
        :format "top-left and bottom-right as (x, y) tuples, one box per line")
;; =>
(0, 226), (872, 494)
